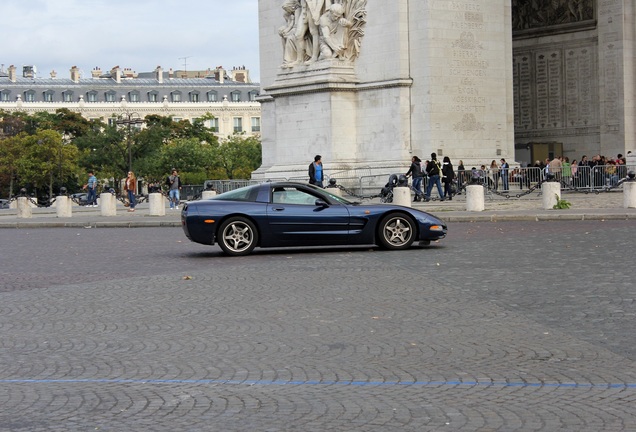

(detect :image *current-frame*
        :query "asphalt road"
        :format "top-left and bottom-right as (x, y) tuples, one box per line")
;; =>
(1, 221), (635, 431)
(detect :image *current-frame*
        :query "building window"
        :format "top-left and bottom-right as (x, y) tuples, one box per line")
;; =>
(248, 91), (258, 101)
(105, 91), (116, 102)
(129, 91), (140, 102)
(86, 91), (97, 102)
(189, 91), (200, 102)
(0, 91), (10, 102)
(148, 91), (158, 102)
(63, 91), (74, 102)
(24, 91), (36, 102)
(207, 91), (217, 102)
(233, 117), (243, 133)
(231, 91), (241, 102)
(107, 118), (117, 127)
(208, 117), (219, 132)
(171, 92), (181, 102)
(43, 91), (55, 102)
(251, 117), (261, 132)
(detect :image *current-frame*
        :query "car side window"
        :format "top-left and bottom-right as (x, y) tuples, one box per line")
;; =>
(271, 187), (318, 205)
(272, 188), (288, 204)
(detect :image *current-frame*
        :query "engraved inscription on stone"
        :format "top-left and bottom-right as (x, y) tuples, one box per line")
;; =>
(535, 51), (562, 128)
(514, 43), (598, 135)
(604, 44), (619, 124)
(513, 55), (533, 129)
(448, 30), (486, 130)
(565, 48), (594, 126)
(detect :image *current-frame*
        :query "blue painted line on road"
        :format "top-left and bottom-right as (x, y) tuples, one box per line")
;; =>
(1, 378), (635, 390)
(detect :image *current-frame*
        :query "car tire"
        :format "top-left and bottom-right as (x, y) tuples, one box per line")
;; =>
(218, 216), (259, 256)
(377, 212), (416, 250)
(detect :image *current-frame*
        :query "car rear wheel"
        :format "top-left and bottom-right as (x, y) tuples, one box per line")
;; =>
(218, 217), (259, 256)
(377, 213), (416, 250)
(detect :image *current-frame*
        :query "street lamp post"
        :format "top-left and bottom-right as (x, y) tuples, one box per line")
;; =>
(115, 112), (144, 173)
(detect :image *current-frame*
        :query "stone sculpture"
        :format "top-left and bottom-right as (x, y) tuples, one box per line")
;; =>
(279, 0), (367, 68)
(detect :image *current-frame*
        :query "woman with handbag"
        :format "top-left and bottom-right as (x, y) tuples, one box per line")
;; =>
(124, 171), (137, 212)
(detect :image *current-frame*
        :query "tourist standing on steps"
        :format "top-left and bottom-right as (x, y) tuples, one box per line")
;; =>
(405, 156), (424, 201)
(124, 171), (137, 212)
(500, 158), (510, 191)
(308, 155), (324, 188)
(166, 168), (182, 210)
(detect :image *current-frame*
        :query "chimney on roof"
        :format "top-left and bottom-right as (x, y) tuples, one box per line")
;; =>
(91, 67), (102, 78)
(110, 66), (121, 83)
(70, 66), (80, 83)
(8, 65), (16, 82)
(168, 68), (174, 79)
(156, 66), (163, 83)
(50, 70), (57, 79)
(215, 66), (225, 84)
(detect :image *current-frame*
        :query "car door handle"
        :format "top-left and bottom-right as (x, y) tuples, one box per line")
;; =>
(272, 207), (285, 211)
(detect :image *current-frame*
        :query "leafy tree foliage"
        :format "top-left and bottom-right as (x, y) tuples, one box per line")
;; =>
(213, 135), (262, 179)
(0, 109), (262, 199)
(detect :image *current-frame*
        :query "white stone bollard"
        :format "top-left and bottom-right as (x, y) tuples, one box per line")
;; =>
(466, 184), (485, 212)
(148, 193), (166, 216)
(624, 181), (636, 208)
(17, 197), (33, 218)
(325, 187), (342, 197)
(100, 193), (117, 216)
(56, 196), (72, 218)
(542, 182), (561, 210)
(392, 186), (411, 207)
(201, 190), (217, 199)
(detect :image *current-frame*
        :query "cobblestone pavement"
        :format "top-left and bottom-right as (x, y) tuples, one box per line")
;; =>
(0, 221), (635, 431)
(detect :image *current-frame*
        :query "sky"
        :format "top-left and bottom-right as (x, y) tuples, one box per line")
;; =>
(1, 0), (261, 82)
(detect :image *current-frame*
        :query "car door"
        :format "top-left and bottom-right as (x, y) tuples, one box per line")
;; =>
(266, 186), (350, 246)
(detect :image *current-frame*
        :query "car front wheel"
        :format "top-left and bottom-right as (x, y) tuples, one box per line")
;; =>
(377, 213), (416, 250)
(218, 217), (259, 256)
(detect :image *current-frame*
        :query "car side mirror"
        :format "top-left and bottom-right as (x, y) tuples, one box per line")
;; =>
(315, 199), (329, 208)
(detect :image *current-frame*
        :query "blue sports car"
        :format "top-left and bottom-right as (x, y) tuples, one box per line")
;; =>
(181, 182), (447, 256)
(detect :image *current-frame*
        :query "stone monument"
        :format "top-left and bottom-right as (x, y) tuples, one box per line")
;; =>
(254, 0), (514, 185)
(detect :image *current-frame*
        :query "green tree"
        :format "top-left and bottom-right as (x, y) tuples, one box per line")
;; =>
(213, 135), (262, 179)
(0, 110), (32, 137)
(0, 134), (26, 197)
(157, 138), (218, 184)
(16, 130), (79, 199)
(30, 108), (93, 138)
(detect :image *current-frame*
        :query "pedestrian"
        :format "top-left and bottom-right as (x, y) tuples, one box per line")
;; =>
(457, 160), (466, 193)
(441, 156), (455, 200)
(405, 156), (424, 201)
(84, 170), (98, 207)
(424, 152), (444, 201)
(166, 168), (182, 210)
(124, 171), (137, 212)
(308, 155), (324, 188)
(500, 158), (509, 191)
(489, 160), (499, 190)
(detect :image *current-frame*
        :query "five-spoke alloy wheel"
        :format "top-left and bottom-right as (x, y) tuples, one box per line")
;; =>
(377, 213), (416, 250)
(218, 216), (259, 256)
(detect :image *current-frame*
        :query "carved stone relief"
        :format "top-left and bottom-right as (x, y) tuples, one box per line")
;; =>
(512, 0), (594, 31)
(278, 0), (367, 68)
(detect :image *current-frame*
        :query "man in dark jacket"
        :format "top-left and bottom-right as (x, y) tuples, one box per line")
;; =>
(308, 155), (324, 187)
(405, 156), (423, 201)
(424, 153), (444, 201)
